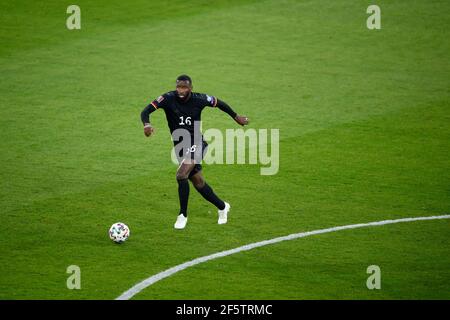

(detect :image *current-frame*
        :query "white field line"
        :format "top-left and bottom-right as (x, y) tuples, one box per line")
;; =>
(116, 214), (450, 300)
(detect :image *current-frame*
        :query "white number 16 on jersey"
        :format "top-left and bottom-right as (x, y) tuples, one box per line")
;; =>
(179, 116), (192, 125)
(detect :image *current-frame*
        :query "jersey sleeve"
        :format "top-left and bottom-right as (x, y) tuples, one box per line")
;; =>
(141, 92), (170, 125)
(149, 92), (170, 110)
(201, 94), (218, 108)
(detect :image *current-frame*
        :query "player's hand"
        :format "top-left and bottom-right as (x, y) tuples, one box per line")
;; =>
(234, 115), (249, 126)
(144, 124), (154, 137)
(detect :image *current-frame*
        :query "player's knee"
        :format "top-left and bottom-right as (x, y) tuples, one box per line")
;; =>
(194, 180), (205, 189)
(176, 172), (189, 181)
(190, 175), (205, 189)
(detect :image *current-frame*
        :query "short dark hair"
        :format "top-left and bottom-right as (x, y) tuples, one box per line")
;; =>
(176, 74), (192, 85)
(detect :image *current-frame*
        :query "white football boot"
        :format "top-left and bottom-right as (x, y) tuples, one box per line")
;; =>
(174, 214), (188, 229)
(218, 202), (230, 225)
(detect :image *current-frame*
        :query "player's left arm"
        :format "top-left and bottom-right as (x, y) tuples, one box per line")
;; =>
(206, 95), (249, 126)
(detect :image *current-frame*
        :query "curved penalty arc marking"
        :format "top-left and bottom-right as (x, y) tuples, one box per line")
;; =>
(116, 214), (450, 300)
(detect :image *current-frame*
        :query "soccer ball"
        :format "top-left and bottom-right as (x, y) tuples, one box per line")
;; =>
(109, 222), (130, 243)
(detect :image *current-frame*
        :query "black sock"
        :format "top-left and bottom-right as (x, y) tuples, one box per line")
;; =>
(177, 178), (189, 217)
(196, 183), (225, 210)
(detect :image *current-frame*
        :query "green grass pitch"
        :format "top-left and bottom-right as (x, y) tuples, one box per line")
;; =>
(0, 0), (449, 299)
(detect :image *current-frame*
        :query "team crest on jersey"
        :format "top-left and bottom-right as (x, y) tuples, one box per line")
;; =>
(157, 95), (164, 103)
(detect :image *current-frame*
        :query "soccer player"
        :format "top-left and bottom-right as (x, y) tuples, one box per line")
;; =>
(141, 75), (249, 229)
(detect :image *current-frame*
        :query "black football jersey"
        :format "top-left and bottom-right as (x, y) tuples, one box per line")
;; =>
(149, 91), (218, 137)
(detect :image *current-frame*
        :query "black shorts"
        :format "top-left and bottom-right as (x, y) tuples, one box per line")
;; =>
(175, 139), (208, 178)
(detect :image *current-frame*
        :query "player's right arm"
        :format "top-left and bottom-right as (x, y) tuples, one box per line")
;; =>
(140, 94), (168, 137)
